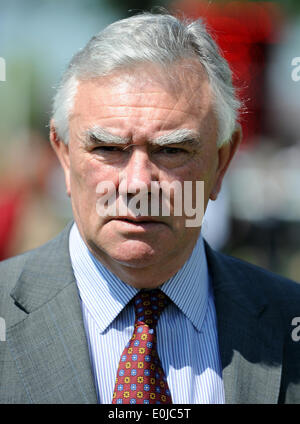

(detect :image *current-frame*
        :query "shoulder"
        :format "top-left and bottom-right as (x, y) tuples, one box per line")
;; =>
(0, 222), (73, 318)
(0, 223), (70, 283)
(215, 247), (299, 288)
(205, 243), (300, 403)
(205, 241), (300, 318)
(0, 249), (37, 293)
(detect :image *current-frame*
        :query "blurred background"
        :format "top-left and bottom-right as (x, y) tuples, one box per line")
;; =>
(0, 0), (299, 282)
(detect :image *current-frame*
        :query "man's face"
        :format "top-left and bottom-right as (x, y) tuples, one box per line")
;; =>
(51, 62), (240, 288)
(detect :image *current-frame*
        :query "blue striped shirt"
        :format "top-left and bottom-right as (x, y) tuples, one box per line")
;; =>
(69, 223), (225, 404)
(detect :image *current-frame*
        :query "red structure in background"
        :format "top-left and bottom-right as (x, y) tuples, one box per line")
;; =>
(0, 136), (57, 261)
(172, 0), (283, 147)
(0, 189), (26, 261)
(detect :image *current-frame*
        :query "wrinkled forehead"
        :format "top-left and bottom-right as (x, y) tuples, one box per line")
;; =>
(69, 60), (218, 146)
(72, 60), (213, 116)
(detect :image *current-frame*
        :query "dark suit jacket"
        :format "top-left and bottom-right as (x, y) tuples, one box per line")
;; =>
(0, 222), (300, 403)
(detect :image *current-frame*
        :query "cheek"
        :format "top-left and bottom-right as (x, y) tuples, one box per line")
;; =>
(70, 155), (117, 194)
(173, 157), (212, 182)
(69, 158), (114, 223)
(183, 154), (218, 202)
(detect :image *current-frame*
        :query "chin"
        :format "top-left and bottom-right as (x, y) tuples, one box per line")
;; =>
(106, 239), (160, 269)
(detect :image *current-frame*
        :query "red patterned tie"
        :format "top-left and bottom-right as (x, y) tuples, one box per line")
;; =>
(112, 289), (172, 404)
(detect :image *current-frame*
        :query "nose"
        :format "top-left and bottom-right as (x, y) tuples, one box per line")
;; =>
(119, 146), (158, 195)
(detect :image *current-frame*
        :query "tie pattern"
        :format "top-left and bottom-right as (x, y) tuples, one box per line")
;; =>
(112, 289), (172, 404)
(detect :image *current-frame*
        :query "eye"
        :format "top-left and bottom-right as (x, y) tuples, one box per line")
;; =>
(92, 145), (127, 158)
(150, 145), (191, 168)
(158, 147), (188, 156)
(158, 147), (188, 154)
(93, 145), (125, 153)
(90, 145), (129, 163)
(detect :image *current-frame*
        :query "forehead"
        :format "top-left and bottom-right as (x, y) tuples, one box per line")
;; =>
(70, 61), (216, 140)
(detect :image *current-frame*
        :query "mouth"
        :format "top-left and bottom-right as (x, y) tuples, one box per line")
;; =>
(108, 216), (167, 228)
(119, 215), (158, 221)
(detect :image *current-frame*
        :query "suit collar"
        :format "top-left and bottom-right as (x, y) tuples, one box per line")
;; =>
(10, 221), (75, 314)
(205, 240), (267, 317)
(8, 221), (98, 403)
(205, 241), (283, 403)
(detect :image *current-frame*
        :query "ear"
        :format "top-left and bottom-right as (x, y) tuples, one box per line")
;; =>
(50, 119), (71, 197)
(209, 125), (242, 201)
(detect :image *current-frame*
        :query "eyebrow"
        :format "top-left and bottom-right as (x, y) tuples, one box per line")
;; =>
(84, 126), (201, 147)
(84, 126), (130, 145)
(150, 129), (201, 147)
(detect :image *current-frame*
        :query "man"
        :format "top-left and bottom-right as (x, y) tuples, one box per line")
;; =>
(0, 12), (300, 404)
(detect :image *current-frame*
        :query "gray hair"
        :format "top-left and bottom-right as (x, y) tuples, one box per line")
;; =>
(52, 12), (241, 146)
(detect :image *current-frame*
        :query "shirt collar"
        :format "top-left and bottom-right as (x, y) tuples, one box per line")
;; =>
(69, 223), (209, 333)
(160, 233), (209, 332)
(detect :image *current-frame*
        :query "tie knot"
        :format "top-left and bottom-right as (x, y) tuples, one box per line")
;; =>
(133, 289), (170, 328)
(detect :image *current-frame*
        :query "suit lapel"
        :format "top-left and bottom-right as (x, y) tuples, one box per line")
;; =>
(205, 243), (283, 404)
(8, 223), (97, 404)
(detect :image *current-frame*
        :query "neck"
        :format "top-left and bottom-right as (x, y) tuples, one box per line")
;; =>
(86, 238), (197, 289)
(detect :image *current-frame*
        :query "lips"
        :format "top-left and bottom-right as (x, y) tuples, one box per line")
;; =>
(112, 216), (163, 224)
(107, 215), (168, 230)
